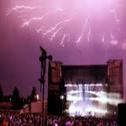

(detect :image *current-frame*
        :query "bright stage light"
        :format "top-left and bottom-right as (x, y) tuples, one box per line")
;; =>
(65, 83), (124, 117)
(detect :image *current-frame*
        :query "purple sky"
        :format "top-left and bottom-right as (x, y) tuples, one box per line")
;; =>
(0, 0), (126, 99)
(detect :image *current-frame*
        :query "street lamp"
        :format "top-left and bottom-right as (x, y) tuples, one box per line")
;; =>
(60, 95), (65, 115)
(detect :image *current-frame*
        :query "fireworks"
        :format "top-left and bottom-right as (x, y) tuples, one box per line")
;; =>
(6, 0), (126, 49)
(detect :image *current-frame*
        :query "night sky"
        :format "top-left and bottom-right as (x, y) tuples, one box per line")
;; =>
(0, 0), (126, 99)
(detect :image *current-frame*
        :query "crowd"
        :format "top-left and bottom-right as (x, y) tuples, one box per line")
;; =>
(47, 116), (118, 126)
(0, 112), (118, 126)
(0, 112), (41, 126)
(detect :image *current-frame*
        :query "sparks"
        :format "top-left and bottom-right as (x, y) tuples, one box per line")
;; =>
(6, 5), (37, 16)
(101, 35), (105, 43)
(21, 14), (49, 28)
(43, 19), (70, 36)
(87, 27), (91, 42)
(60, 34), (67, 47)
(50, 27), (63, 41)
(76, 18), (89, 43)
(6, 0), (124, 50)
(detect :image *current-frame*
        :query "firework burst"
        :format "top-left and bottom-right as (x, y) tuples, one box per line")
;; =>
(6, 0), (126, 49)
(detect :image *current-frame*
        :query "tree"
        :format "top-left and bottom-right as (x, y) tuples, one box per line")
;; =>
(11, 87), (20, 108)
(12, 87), (20, 98)
(30, 86), (37, 102)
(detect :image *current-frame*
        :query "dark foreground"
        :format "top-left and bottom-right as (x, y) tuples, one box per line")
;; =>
(0, 111), (118, 126)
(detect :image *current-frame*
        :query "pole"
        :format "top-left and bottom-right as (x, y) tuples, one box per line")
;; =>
(39, 46), (47, 126)
(42, 82), (44, 126)
(39, 46), (53, 126)
(39, 70), (45, 126)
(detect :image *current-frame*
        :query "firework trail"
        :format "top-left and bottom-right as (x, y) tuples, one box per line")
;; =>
(6, 5), (37, 16)
(76, 17), (89, 43)
(43, 19), (70, 36)
(6, 0), (125, 49)
(50, 27), (63, 41)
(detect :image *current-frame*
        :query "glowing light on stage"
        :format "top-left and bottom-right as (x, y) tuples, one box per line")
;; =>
(36, 94), (40, 101)
(6, 0), (125, 50)
(68, 102), (108, 117)
(65, 83), (124, 117)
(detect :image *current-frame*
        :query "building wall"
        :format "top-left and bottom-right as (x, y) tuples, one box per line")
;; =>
(48, 61), (63, 115)
(62, 65), (107, 84)
(107, 59), (123, 97)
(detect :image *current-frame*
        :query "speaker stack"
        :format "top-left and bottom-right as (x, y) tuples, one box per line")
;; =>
(117, 103), (126, 126)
